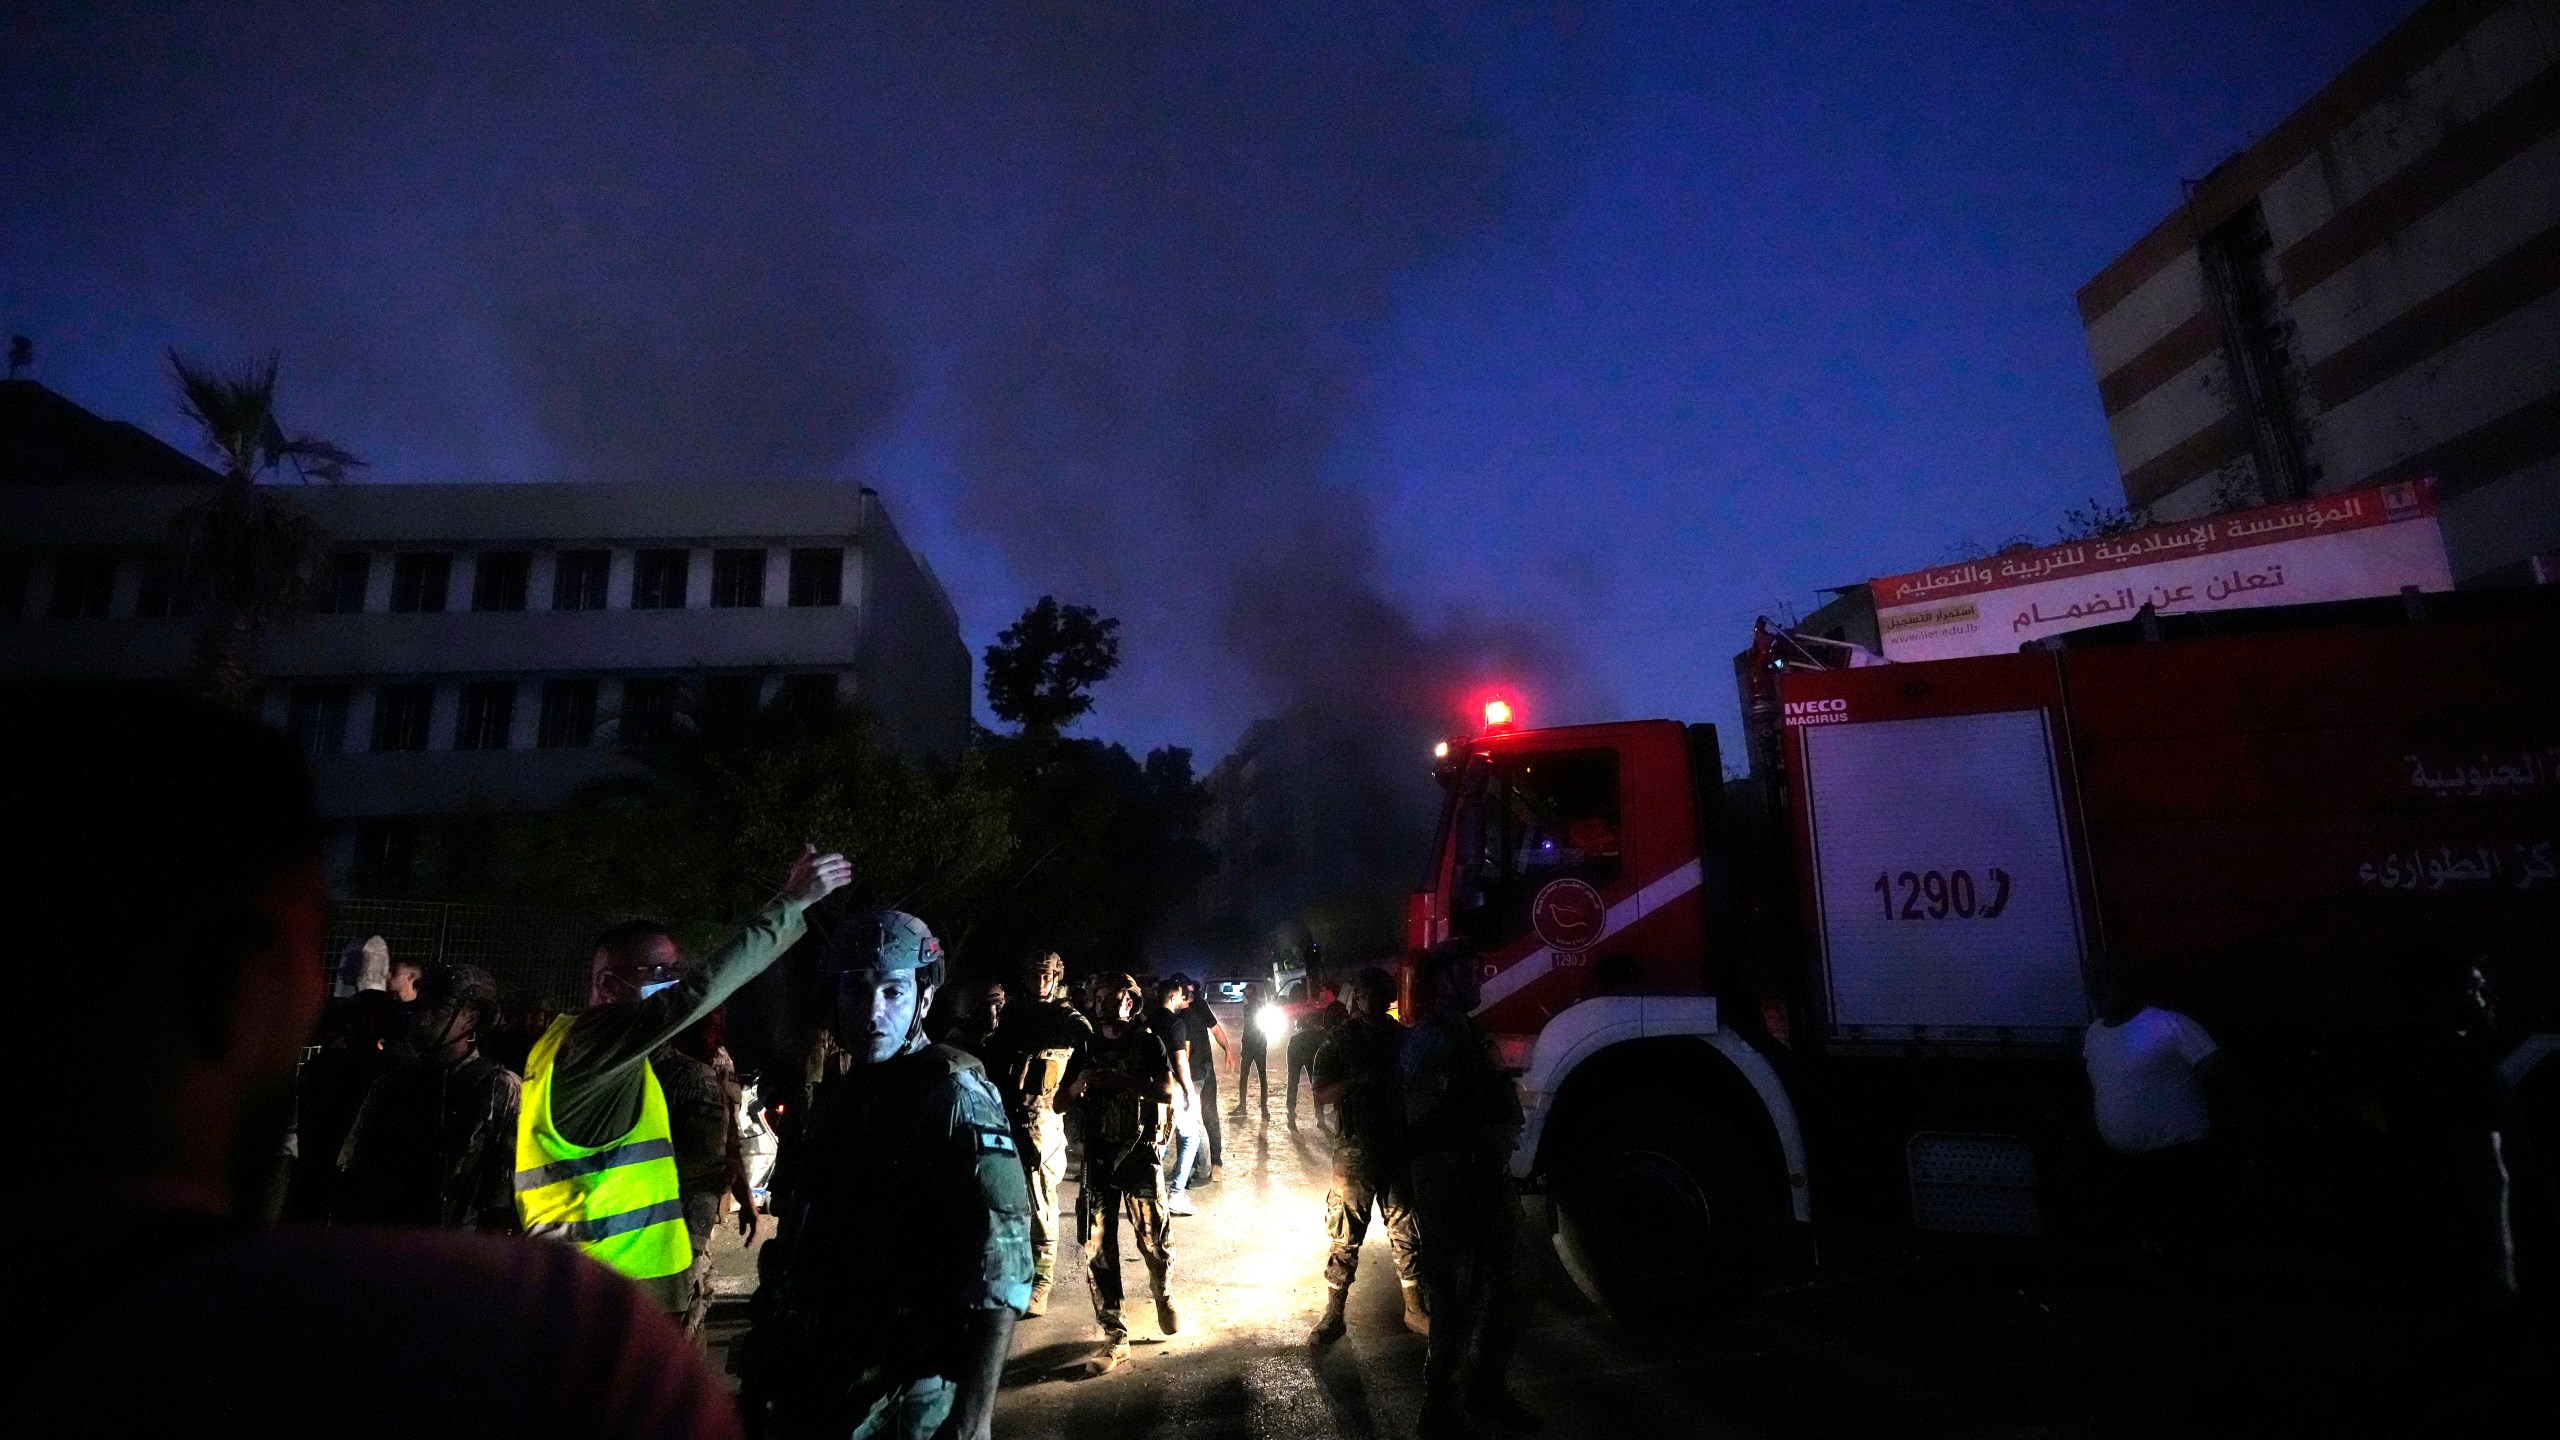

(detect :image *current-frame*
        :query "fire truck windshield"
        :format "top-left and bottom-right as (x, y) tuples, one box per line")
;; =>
(1448, 747), (1622, 952)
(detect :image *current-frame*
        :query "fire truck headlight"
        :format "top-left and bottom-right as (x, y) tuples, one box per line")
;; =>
(1255, 1005), (1289, 1044)
(1433, 740), (1450, 759)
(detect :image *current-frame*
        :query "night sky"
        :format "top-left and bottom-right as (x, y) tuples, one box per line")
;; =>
(4, 2), (2414, 762)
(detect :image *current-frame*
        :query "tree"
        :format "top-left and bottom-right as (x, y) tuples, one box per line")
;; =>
(511, 698), (1015, 951)
(984, 596), (1121, 736)
(2054, 496), (2152, 542)
(166, 352), (363, 706)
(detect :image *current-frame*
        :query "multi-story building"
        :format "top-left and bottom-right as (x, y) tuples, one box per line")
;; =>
(1, 384), (970, 891)
(2076, 0), (2559, 585)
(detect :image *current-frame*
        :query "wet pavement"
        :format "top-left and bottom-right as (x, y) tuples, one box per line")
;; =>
(984, 1086), (2553, 1440)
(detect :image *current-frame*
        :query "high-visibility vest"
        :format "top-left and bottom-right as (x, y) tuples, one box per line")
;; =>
(514, 1014), (692, 1280)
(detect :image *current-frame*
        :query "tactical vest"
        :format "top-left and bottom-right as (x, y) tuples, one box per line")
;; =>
(514, 1014), (692, 1280)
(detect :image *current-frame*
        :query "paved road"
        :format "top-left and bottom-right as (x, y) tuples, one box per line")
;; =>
(699, 1054), (2550, 1439)
(987, 1101), (2551, 1440)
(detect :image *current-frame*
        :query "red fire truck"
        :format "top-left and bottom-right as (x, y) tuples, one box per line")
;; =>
(1406, 589), (2560, 1321)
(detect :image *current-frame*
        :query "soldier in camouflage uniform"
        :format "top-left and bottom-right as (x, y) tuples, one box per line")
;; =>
(1065, 970), (1178, 1371)
(757, 912), (1032, 1440)
(983, 949), (1092, 1317)
(1306, 966), (1428, 1344)
(1404, 940), (1537, 1440)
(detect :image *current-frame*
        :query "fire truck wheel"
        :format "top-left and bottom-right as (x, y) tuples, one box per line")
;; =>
(1551, 1100), (1770, 1326)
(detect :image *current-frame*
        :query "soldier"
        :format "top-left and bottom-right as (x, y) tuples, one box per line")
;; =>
(335, 961), (519, 1232)
(1066, 971), (1179, 1371)
(1307, 966), (1428, 1344)
(984, 950), (1093, 1317)
(760, 911), (1031, 1440)
(1403, 940), (1538, 1439)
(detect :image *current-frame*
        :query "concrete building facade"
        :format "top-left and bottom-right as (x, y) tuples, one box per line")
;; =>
(1, 475), (969, 890)
(2077, 0), (2559, 585)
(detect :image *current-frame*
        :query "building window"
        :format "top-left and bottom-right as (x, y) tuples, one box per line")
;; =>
(287, 684), (350, 757)
(700, 673), (763, 734)
(473, 552), (531, 612)
(455, 681), (517, 751)
(316, 553), (372, 614)
(134, 552), (188, 618)
(789, 548), (843, 607)
(619, 677), (681, 745)
(0, 555), (29, 618)
(633, 549), (690, 610)
(553, 550), (610, 611)
(371, 683), (434, 752)
(49, 555), (115, 619)
(779, 672), (838, 717)
(390, 553), (452, 614)
(712, 549), (766, 608)
(349, 820), (420, 893)
(539, 679), (599, 748)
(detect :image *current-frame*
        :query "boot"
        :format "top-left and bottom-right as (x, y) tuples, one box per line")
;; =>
(1307, 1285), (1349, 1345)
(1156, 1290), (1182, 1335)
(1025, 1276), (1052, 1318)
(1401, 1280), (1432, 1337)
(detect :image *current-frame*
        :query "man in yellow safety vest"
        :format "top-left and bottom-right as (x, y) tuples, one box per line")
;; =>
(515, 844), (851, 1310)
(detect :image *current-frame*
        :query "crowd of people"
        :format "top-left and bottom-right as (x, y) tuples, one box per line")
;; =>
(4, 681), (1538, 1440)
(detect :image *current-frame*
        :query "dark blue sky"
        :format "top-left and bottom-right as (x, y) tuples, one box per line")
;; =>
(3, 2), (2414, 761)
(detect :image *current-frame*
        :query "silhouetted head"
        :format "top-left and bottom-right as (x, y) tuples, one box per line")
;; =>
(6, 682), (323, 1214)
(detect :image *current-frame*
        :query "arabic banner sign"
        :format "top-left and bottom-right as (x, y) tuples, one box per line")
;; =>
(1870, 479), (2451, 662)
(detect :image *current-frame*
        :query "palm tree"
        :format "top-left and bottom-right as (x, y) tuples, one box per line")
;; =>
(166, 351), (364, 707)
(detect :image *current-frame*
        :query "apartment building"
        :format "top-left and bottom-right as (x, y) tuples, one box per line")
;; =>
(2077, 0), (2558, 584)
(1, 428), (969, 889)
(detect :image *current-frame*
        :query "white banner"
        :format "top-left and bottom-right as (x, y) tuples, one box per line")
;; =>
(1872, 480), (2451, 663)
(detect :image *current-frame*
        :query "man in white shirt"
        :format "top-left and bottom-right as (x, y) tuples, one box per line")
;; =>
(2084, 959), (2234, 1255)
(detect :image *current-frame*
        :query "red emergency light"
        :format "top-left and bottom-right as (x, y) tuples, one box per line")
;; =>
(1482, 697), (1515, 730)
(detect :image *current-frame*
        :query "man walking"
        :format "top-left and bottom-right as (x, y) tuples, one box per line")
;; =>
(1186, 978), (1229, 1180)
(1308, 967), (1428, 1343)
(1404, 941), (1538, 1438)
(1231, 980), (1272, 1119)
(514, 845), (851, 1314)
(1067, 971), (1179, 1371)
(1148, 975), (1208, 1215)
(336, 961), (519, 1232)
(984, 950), (1092, 1317)
(758, 911), (1031, 1440)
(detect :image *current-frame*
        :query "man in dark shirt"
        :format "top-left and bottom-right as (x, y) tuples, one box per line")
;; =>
(1066, 971), (1177, 1371)
(761, 911), (1030, 1440)
(526, 847), (850, 1312)
(1147, 975), (1207, 1215)
(1403, 941), (1536, 1440)
(337, 962), (520, 1232)
(285, 988), (399, 1221)
(1184, 978), (1228, 1180)
(1308, 967), (1427, 1343)
(983, 950), (1092, 1317)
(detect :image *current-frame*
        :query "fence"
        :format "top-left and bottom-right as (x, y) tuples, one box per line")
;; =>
(323, 898), (632, 1006)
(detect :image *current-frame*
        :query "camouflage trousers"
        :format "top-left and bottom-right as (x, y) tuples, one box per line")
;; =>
(1081, 1186), (1173, 1343)
(1325, 1154), (1421, 1290)
(1022, 1110), (1068, 1287)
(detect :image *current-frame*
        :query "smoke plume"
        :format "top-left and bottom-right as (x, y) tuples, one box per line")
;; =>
(5, 2), (1600, 914)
